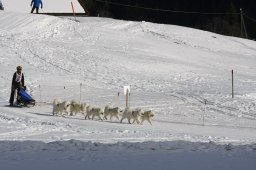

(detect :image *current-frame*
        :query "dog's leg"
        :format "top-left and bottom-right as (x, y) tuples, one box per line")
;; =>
(136, 118), (140, 124)
(115, 114), (119, 120)
(140, 118), (144, 125)
(85, 115), (88, 119)
(128, 117), (132, 124)
(147, 118), (152, 125)
(131, 117), (136, 124)
(62, 111), (66, 117)
(52, 108), (55, 115)
(98, 115), (103, 121)
(85, 113), (88, 120)
(65, 110), (69, 115)
(120, 116), (124, 123)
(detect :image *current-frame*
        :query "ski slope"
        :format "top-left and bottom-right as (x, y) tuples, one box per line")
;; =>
(0, 11), (256, 169)
(4, 0), (84, 13)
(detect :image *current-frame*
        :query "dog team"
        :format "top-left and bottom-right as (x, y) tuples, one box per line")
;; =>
(52, 99), (154, 125)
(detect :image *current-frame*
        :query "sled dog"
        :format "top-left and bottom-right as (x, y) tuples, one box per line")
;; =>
(70, 100), (79, 116)
(80, 103), (87, 115)
(120, 107), (143, 124)
(140, 110), (154, 125)
(91, 107), (104, 120)
(104, 105), (121, 121)
(52, 99), (69, 116)
(52, 98), (61, 115)
(85, 105), (104, 120)
(131, 108), (144, 124)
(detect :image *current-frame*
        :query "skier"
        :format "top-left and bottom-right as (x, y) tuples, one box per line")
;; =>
(0, 0), (4, 10)
(9, 66), (25, 106)
(30, 0), (43, 14)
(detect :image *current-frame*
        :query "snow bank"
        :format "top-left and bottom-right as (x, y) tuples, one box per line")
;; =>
(1, 140), (256, 170)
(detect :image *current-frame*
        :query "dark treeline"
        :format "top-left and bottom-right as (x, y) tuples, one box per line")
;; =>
(78, 0), (256, 39)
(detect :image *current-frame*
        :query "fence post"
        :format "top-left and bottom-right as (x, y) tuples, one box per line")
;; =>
(124, 86), (130, 108)
(126, 89), (129, 108)
(203, 99), (206, 126)
(232, 70), (234, 98)
(39, 84), (42, 103)
(240, 8), (243, 37)
(80, 83), (82, 102)
(129, 92), (131, 107)
(71, 1), (77, 21)
(240, 8), (248, 39)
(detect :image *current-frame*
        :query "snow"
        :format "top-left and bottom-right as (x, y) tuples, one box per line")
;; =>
(3, 0), (84, 13)
(0, 11), (256, 169)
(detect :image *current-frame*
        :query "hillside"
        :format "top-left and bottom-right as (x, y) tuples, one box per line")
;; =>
(78, 0), (256, 39)
(0, 11), (256, 170)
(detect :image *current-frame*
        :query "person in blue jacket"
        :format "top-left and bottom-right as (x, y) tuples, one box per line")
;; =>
(31, 0), (43, 14)
(0, 0), (4, 10)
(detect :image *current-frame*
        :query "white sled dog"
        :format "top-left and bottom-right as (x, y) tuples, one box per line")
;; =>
(131, 108), (144, 124)
(70, 100), (87, 116)
(140, 110), (154, 125)
(52, 98), (61, 115)
(104, 105), (121, 121)
(120, 107), (143, 124)
(52, 99), (70, 116)
(85, 105), (104, 120)
(80, 103), (87, 115)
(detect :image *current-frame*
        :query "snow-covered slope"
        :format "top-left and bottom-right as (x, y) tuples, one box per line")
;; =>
(0, 11), (256, 169)
(4, 0), (84, 13)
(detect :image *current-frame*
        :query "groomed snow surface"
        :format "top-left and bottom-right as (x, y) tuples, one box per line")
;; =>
(0, 11), (256, 169)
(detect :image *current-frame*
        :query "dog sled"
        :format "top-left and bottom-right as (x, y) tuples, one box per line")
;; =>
(15, 87), (36, 107)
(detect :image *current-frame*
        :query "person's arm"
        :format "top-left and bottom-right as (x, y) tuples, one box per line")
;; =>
(21, 73), (25, 87)
(11, 73), (16, 86)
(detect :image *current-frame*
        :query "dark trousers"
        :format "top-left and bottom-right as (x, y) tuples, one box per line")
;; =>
(31, 6), (39, 14)
(0, 4), (3, 10)
(9, 86), (18, 105)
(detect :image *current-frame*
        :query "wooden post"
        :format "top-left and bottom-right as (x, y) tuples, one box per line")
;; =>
(232, 70), (234, 98)
(124, 86), (130, 108)
(126, 89), (128, 107)
(203, 99), (206, 126)
(80, 83), (82, 102)
(240, 8), (243, 37)
(39, 85), (42, 103)
(71, 1), (77, 21)
(240, 8), (248, 39)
